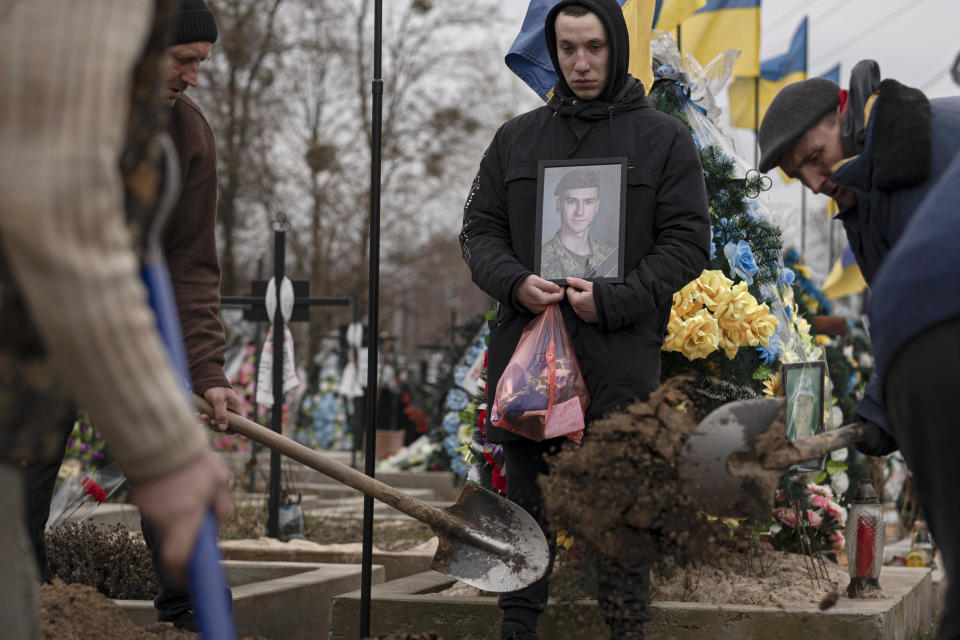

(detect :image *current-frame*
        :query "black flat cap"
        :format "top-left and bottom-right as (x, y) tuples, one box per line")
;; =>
(758, 78), (840, 172)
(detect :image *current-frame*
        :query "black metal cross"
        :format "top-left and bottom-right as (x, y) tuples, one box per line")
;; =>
(221, 216), (350, 538)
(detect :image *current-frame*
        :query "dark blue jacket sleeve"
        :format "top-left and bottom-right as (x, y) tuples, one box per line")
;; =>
(854, 376), (892, 435)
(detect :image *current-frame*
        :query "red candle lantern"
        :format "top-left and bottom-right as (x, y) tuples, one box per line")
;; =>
(845, 481), (884, 597)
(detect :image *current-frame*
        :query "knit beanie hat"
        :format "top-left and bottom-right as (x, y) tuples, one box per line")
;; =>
(173, 0), (218, 45)
(758, 78), (840, 172)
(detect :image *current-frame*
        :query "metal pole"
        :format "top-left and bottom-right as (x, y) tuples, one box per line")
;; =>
(248, 256), (265, 494)
(753, 75), (760, 168)
(360, 1), (383, 636)
(801, 188), (807, 257)
(268, 228), (285, 539)
(351, 293), (360, 470)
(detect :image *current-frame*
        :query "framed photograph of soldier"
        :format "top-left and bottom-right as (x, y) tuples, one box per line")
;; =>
(782, 360), (827, 472)
(533, 157), (627, 285)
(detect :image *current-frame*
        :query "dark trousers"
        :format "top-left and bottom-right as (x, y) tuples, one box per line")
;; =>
(23, 413), (74, 583)
(886, 317), (960, 640)
(24, 415), (192, 620)
(498, 438), (651, 634)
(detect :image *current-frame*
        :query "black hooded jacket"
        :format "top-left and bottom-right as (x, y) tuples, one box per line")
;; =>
(460, 0), (710, 442)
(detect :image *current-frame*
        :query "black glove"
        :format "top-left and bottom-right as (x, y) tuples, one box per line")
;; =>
(854, 420), (899, 456)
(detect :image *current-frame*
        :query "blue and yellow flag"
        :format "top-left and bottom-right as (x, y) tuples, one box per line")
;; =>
(506, 0), (656, 101)
(728, 16), (807, 130)
(823, 244), (868, 299)
(819, 63), (840, 86)
(653, 0), (707, 32)
(680, 0), (761, 78)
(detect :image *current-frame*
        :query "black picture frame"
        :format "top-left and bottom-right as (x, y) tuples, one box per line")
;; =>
(782, 360), (827, 472)
(533, 157), (628, 285)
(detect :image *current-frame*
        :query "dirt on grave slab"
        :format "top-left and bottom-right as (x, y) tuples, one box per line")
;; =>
(39, 580), (267, 640)
(443, 545), (846, 610)
(539, 377), (744, 566)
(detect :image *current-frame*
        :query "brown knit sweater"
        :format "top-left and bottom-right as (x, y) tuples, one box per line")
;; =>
(164, 94), (230, 395)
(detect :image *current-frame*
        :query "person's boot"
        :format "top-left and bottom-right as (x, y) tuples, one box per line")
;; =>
(500, 620), (537, 640)
(610, 620), (644, 639)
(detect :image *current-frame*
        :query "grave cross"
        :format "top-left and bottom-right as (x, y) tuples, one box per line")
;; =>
(221, 215), (350, 538)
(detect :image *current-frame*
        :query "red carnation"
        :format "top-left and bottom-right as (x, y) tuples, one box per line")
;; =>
(81, 477), (107, 502)
(491, 464), (507, 494)
(477, 408), (487, 434)
(483, 350), (488, 369)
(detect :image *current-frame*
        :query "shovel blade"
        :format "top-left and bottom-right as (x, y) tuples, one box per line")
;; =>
(678, 397), (786, 518)
(431, 483), (550, 593)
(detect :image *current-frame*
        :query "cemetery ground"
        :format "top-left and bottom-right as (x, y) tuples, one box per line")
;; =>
(40, 449), (944, 639)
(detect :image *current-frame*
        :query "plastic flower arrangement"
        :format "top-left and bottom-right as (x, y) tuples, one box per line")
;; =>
(766, 475), (847, 556)
(296, 353), (351, 450)
(663, 271), (779, 361)
(64, 411), (108, 471)
(47, 463), (126, 530)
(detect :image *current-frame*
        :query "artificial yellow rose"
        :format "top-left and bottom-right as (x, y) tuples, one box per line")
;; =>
(748, 306), (778, 347)
(663, 307), (684, 352)
(676, 309), (720, 361)
(762, 371), (783, 397)
(714, 283), (760, 327)
(718, 327), (742, 359)
(672, 285), (703, 319)
(694, 270), (733, 310)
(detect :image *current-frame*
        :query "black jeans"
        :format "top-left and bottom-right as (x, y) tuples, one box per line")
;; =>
(23, 413), (74, 583)
(497, 438), (651, 634)
(886, 317), (960, 640)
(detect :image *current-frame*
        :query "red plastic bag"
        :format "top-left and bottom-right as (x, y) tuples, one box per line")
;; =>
(490, 304), (590, 442)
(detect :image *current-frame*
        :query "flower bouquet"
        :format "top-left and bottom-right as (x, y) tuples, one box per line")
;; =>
(46, 462), (126, 530)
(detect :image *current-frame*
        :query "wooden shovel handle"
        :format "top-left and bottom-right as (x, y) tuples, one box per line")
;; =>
(194, 395), (460, 536)
(765, 422), (872, 469)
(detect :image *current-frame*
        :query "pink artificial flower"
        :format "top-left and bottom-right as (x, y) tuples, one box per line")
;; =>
(807, 482), (833, 497)
(773, 506), (798, 528)
(826, 500), (847, 521)
(831, 532), (846, 553)
(806, 509), (823, 527)
(810, 493), (831, 510)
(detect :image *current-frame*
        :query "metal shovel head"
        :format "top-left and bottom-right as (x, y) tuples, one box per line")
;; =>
(678, 397), (787, 519)
(431, 482), (550, 593)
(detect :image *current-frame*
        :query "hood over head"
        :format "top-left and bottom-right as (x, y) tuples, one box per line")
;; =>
(545, 0), (630, 103)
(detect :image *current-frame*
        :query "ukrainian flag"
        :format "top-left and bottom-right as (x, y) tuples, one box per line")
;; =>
(820, 63), (840, 85)
(822, 244), (868, 299)
(506, 0), (656, 101)
(653, 0), (707, 32)
(680, 0), (761, 78)
(728, 16), (806, 130)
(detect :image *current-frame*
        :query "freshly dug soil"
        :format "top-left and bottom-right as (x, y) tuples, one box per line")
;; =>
(443, 546), (846, 609)
(39, 580), (268, 640)
(540, 378), (741, 565)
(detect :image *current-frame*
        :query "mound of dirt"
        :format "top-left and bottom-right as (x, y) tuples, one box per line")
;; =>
(39, 579), (267, 640)
(540, 377), (740, 565)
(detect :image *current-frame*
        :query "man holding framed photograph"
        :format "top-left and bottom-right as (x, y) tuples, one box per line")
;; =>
(459, 1), (710, 637)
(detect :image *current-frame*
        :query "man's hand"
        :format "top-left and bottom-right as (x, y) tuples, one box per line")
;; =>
(854, 420), (899, 457)
(515, 274), (564, 314)
(131, 449), (233, 587)
(565, 277), (598, 323)
(201, 386), (244, 433)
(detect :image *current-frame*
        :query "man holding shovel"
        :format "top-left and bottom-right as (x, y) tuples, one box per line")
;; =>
(0, 1), (233, 637)
(460, 2), (710, 637)
(20, 0), (242, 631)
(757, 62), (960, 457)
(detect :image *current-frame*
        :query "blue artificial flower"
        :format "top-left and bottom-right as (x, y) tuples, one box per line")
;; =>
(778, 267), (796, 288)
(442, 411), (461, 434)
(723, 239), (759, 285)
(445, 388), (470, 411)
(755, 333), (782, 366)
(453, 365), (469, 386)
(709, 238), (717, 261)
